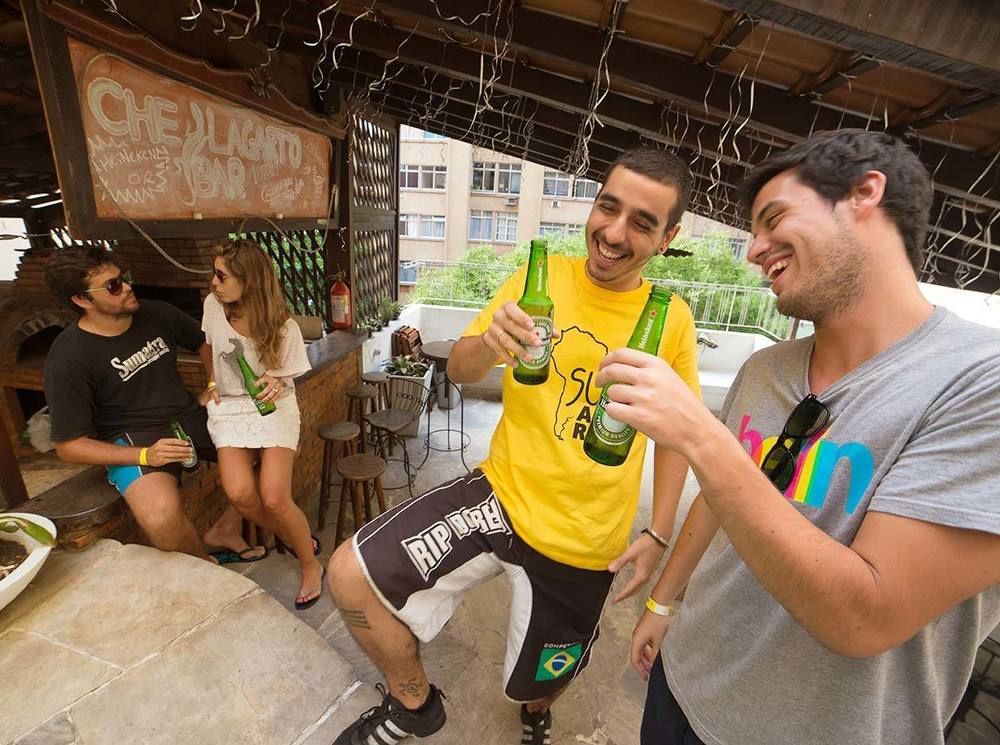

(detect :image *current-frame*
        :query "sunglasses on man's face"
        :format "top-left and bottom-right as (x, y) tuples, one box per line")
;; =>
(82, 270), (133, 297)
(760, 394), (830, 491)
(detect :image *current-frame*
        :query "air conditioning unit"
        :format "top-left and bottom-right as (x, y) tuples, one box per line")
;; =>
(551, 200), (561, 208)
(504, 196), (519, 207)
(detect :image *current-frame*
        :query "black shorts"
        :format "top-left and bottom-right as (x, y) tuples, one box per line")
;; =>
(106, 407), (216, 496)
(353, 469), (616, 702)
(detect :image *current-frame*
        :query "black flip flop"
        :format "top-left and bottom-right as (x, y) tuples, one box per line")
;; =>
(209, 546), (270, 564)
(294, 567), (327, 611)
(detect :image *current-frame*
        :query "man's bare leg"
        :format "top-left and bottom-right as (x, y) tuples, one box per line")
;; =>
(327, 541), (431, 709)
(123, 472), (211, 560)
(202, 502), (265, 558)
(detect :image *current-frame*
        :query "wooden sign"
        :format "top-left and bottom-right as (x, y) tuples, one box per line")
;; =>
(68, 39), (331, 223)
(21, 0), (342, 238)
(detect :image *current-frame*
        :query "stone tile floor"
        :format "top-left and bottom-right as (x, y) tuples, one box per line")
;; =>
(239, 398), (1000, 745)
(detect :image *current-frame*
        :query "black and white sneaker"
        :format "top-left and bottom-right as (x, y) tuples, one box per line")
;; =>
(334, 683), (446, 745)
(519, 705), (552, 745)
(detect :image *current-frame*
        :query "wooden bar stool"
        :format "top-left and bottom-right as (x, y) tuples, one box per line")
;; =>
(346, 383), (378, 451)
(334, 452), (388, 545)
(362, 370), (391, 411)
(317, 420), (360, 531)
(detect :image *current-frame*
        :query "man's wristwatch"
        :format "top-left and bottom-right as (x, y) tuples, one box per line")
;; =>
(645, 597), (680, 617)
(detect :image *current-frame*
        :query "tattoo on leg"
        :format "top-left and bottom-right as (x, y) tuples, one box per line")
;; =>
(340, 608), (371, 629)
(398, 677), (424, 699)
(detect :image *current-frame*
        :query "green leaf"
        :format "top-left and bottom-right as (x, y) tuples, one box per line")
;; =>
(0, 516), (56, 546)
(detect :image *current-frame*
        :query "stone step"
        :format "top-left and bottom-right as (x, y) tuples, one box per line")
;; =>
(0, 540), (365, 745)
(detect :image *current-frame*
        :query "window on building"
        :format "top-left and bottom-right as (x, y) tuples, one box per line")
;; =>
(469, 210), (518, 242)
(543, 170), (571, 197)
(400, 214), (445, 239)
(539, 222), (583, 237)
(469, 209), (494, 240)
(573, 178), (600, 200)
(496, 212), (518, 242)
(472, 162), (522, 194)
(399, 165), (446, 190)
(401, 125), (447, 141)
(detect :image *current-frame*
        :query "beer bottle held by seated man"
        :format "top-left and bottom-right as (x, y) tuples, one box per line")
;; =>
(584, 285), (672, 466)
(169, 419), (198, 470)
(513, 238), (554, 385)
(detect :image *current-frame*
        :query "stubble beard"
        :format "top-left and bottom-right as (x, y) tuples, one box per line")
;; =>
(776, 229), (864, 325)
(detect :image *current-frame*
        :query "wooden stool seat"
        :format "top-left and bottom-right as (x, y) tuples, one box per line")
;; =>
(317, 420), (361, 532)
(346, 383), (378, 400)
(362, 371), (391, 411)
(336, 453), (387, 480)
(319, 420), (361, 441)
(334, 453), (388, 544)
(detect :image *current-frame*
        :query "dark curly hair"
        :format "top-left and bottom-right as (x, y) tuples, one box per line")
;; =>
(738, 129), (931, 272)
(44, 245), (117, 314)
(602, 147), (693, 228)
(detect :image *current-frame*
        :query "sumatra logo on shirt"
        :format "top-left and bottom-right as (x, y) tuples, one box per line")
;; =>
(110, 337), (170, 381)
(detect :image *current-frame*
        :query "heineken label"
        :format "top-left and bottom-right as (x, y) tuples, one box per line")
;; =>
(520, 316), (553, 369)
(592, 392), (634, 445)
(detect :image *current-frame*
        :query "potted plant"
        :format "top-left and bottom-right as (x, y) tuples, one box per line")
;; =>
(378, 297), (403, 326)
(382, 354), (435, 437)
(0, 512), (57, 613)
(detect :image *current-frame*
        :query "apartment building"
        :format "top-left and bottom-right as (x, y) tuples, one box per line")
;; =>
(398, 125), (748, 262)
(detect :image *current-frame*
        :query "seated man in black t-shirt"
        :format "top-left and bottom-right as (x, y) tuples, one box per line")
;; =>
(42, 246), (262, 562)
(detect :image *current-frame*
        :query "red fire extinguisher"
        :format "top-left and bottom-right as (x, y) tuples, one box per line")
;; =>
(330, 272), (353, 330)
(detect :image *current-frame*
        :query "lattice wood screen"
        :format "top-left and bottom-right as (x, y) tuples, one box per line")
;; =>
(248, 229), (331, 324)
(348, 112), (398, 325)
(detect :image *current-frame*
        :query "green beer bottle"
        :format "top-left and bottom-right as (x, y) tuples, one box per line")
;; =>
(238, 355), (277, 416)
(169, 419), (198, 469)
(584, 285), (672, 466)
(513, 239), (554, 385)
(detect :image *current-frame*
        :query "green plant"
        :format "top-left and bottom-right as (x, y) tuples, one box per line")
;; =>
(378, 297), (403, 324)
(383, 354), (430, 377)
(359, 316), (383, 333)
(0, 515), (55, 546)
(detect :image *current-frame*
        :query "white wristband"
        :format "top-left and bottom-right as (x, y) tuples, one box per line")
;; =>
(645, 597), (680, 617)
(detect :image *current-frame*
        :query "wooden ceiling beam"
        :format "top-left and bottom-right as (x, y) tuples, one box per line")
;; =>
(695, 11), (757, 67)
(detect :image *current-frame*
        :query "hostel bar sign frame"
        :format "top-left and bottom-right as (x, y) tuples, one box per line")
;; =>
(23, 0), (343, 239)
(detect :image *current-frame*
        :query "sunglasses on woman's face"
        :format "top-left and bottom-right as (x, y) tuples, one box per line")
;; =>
(760, 394), (830, 491)
(82, 270), (133, 297)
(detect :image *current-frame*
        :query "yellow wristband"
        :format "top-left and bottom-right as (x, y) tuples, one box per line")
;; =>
(645, 596), (679, 617)
(206, 381), (217, 390)
(139, 447), (149, 466)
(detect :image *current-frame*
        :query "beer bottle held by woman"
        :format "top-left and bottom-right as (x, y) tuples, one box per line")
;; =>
(238, 355), (277, 416)
(584, 285), (672, 466)
(513, 238), (554, 385)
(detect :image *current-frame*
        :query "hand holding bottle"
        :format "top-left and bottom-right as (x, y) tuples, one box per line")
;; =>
(483, 301), (559, 367)
(253, 373), (283, 402)
(146, 438), (195, 467)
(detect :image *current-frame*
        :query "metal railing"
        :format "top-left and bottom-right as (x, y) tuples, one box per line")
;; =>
(402, 260), (789, 340)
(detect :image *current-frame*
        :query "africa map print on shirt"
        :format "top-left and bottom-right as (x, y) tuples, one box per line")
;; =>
(550, 326), (609, 443)
(738, 412), (875, 513)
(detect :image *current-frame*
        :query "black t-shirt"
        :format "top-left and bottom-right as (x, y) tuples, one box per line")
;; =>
(44, 300), (205, 442)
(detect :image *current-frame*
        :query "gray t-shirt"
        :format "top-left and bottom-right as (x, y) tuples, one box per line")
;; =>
(663, 307), (1000, 745)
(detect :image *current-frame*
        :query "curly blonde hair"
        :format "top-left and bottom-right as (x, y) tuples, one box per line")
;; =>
(214, 239), (290, 370)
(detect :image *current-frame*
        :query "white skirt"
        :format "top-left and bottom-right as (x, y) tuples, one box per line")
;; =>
(207, 393), (302, 450)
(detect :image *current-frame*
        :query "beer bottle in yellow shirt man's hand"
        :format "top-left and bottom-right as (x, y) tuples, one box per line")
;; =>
(513, 238), (554, 385)
(584, 285), (672, 466)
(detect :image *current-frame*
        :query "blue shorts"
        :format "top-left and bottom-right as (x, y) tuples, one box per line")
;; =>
(105, 409), (215, 496)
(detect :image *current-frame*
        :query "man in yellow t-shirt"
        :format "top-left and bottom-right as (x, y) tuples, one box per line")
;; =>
(328, 148), (701, 745)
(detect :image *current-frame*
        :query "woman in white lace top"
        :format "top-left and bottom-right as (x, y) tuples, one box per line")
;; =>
(202, 239), (323, 610)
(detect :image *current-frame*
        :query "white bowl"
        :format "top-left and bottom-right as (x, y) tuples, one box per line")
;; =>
(0, 512), (57, 614)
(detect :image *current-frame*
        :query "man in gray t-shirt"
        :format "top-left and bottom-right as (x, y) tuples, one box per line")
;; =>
(595, 129), (1000, 745)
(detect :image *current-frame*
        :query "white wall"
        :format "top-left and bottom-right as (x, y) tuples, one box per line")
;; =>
(0, 218), (28, 280)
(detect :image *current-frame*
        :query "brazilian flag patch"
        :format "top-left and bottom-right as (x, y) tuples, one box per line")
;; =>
(534, 643), (583, 681)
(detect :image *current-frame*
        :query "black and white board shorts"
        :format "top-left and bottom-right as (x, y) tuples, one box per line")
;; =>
(352, 469), (616, 702)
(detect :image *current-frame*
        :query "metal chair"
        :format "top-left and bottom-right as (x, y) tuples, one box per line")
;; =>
(364, 376), (430, 499)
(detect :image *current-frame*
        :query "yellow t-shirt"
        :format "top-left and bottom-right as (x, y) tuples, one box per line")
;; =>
(464, 256), (700, 569)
